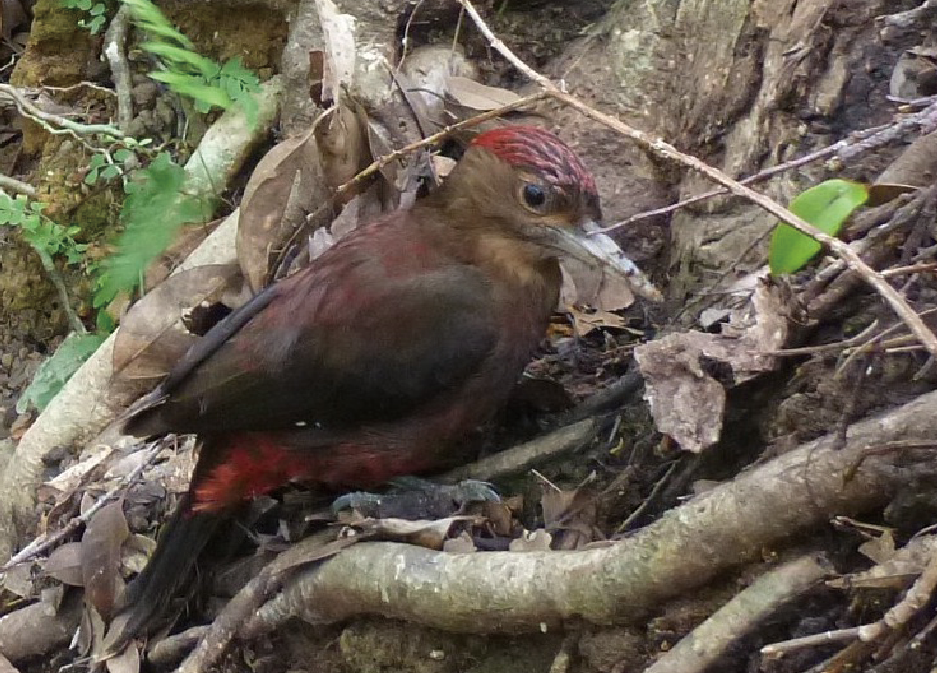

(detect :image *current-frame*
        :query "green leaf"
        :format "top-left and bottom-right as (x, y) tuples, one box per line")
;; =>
(132, 20), (193, 48)
(85, 168), (99, 185)
(96, 310), (116, 334)
(101, 165), (121, 180)
(113, 148), (133, 163)
(768, 179), (869, 275)
(94, 152), (214, 304)
(17, 333), (106, 413)
(142, 42), (220, 77)
(149, 71), (232, 110)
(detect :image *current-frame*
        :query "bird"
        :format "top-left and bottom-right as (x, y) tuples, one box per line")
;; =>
(103, 124), (652, 653)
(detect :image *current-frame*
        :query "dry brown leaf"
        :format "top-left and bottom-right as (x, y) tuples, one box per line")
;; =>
(635, 281), (789, 453)
(866, 183), (918, 207)
(45, 542), (85, 587)
(827, 535), (937, 590)
(105, 641), (140, 673)
(570, 307), (628, 336)
(112, 265), (249, 385)
(237, 129), (326, 291)
(858, 530), (896, 565)
(447, 77), (521, 111)
(560, 258), (644, 312)
(82, 508), (128, 613)
(541, 484), (600, 550)
(80, 502), (129, 618)
(144, 220), (221, 290)
(316, 103), (369, 197)
(2, 562), (35, 597)
(400, 46), (477, 130)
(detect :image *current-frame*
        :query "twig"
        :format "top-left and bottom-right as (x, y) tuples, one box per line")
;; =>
(456, 0), (558, 91)
(768, 320), (880, 357)
(0, 83), (123, 139)
(103, 6), (133, 133)
(32, 247), (85, 335)
(838, 99), (937, 162)
(858, 542), (937, 642)
(644, 554), (833, 673)
(600, 124), (891, 234)
(0, 443), (161, 572)
(617, 461), (677, 533)
(762, 627), (860, 656)
(881, 262), (937, 277)
(0, 175), (35, 196)
(879, 0), (937, 28)
(328, 89), (549, 205)
(442, 418), (598, 483)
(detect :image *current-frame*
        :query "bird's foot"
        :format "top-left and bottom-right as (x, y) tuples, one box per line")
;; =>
(332, 478), (499, 519)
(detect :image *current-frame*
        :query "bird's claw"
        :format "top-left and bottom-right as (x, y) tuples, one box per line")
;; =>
(441, 479), (501, 506)
(331, 479), (500, 519)
(331, 491), (384, 515)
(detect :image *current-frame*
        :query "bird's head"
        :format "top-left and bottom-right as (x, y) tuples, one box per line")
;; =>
(432, 125), (659, 300)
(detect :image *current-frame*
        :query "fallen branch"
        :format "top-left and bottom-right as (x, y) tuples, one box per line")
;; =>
(243, 389), (937, 636)
(644, 553), (832, 673)
(103, 6), (133, 132)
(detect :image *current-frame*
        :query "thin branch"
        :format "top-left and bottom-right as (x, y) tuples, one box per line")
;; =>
(0, 175), (35, 196)
(879, 0), (937, 28)
(645, 553), (833, 673)
(32, 247), (84, 335)
(103, 6), (133, 133)
(456, 0), (558, 91)
(599, 124), (891, 233)
(762, 627), (860, 656)
(329, 89), (550, 204)
(0, 83), (123, 139)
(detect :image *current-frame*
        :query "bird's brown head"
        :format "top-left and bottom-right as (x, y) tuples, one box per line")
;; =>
(429, 125), (655, 297)
(435, 125), (601, 237)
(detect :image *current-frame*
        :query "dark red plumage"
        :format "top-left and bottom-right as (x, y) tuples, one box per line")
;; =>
(105, 125), (634, 653)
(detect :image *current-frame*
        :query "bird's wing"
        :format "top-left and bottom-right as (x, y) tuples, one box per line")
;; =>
(124, 231), (499, 437)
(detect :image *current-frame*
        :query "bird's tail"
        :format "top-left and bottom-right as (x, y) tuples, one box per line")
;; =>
(101, 491), (222, 656)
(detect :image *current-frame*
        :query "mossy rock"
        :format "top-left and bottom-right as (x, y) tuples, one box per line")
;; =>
(10, 0), (102, 88)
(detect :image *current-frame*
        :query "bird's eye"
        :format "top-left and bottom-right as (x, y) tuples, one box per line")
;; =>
(521, 183), (547, 211)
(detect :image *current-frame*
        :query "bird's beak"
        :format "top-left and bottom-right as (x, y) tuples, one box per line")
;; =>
(548, 221), (663, 302)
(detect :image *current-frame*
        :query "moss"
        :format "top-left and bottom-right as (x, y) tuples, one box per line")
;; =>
(160, 1), (287, 73)
(10, 0), (101, 88)
(71, 190), (120, 240)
